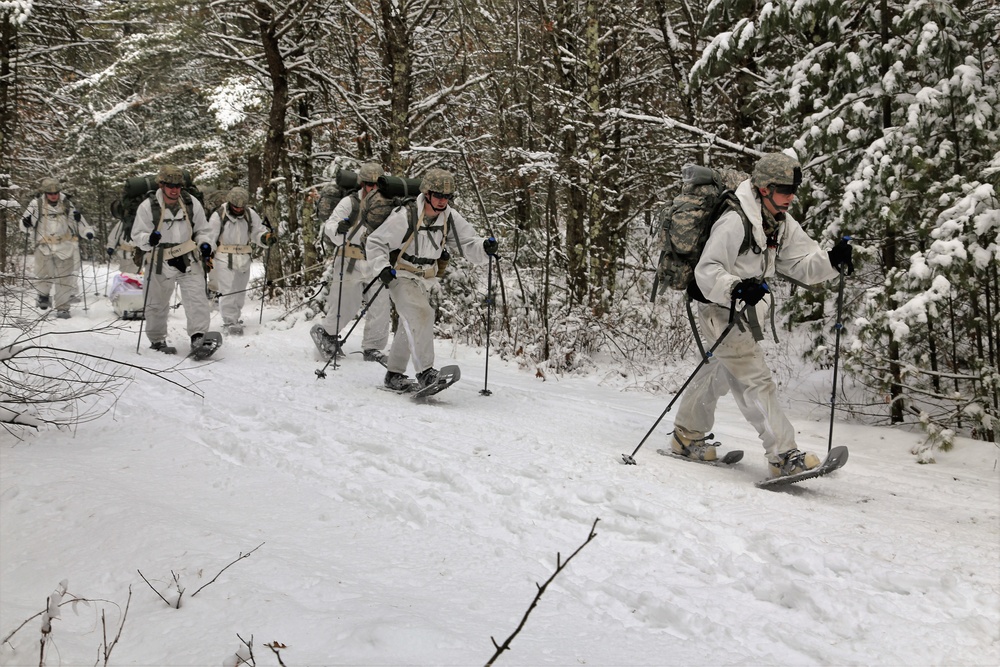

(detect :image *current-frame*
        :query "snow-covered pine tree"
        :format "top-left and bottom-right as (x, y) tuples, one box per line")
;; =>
(691, 0), (1000, 451)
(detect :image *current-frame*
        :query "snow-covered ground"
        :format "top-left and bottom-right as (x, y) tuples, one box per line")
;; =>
(2, 262), (998, 666)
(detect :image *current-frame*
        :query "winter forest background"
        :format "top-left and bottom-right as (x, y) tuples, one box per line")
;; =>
(0, 0), (998, 453)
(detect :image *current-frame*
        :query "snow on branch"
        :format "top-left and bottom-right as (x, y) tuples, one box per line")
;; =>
(608, 109), (761, 158)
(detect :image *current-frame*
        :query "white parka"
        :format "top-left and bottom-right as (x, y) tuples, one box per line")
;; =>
(23, 193), (94, 260)
(695, 179), (838, 325)
(209, 204), (268, 272)
(132, 190), (213, 253)
(323, 193), (365, 247)
(366, 194), (489, 280)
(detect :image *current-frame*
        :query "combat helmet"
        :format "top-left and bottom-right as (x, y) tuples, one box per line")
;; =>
(751, 152), (802, 190)
(420, 168), (455, 196)
(40, 178), (60, 194)
(358, 162), (384, 184)
(227, 186), (250, 209)
(157, 164), (185, 186)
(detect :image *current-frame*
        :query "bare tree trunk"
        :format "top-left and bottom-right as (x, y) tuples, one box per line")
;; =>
(378, 0), (412, 173)
(880, 0), (904, 424)
(0, 15), (17, 275)
(257, 0), (290, 293)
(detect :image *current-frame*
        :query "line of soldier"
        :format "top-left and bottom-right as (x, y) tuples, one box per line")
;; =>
(20, 163), (500, 379)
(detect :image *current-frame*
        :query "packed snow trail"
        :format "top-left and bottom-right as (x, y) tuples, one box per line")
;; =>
(1, 284), (997, 665)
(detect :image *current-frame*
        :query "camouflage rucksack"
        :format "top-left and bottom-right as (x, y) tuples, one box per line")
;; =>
(355, 175), (423, 234)
(317, 168), (363, 223)
(651, 165), (754, 302)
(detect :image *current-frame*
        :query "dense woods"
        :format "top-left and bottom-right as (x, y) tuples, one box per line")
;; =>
(1, 0), (997, 448)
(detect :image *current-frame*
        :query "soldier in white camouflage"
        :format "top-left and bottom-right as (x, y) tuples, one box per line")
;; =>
(671, 151), (854, 479)
(208, 187), (276, 336)
(366, 168), (498, 391)
(312, 162), (392, 364)
(21, 177), (95, 318)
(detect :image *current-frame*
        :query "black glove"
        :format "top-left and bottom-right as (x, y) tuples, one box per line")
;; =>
(263, 232), (277, 246)
(379, 266), (396, 287)
(828, 238), (854, 276)
(483, 237), (499, 256)
(73, 210), (82, 222)
(106, 247), (115, 257)
(200, 243), (212, 258)
(21, 215), (31, 229)
(86, 232), (94, 240)
(148, 231), (161, 247)
(732, 278), (769, 306)
(336, 218), (351, 235)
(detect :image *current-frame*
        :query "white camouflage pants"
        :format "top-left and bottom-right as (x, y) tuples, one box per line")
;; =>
(384, 275), (435, 376)
(142, 253), (212, 344)
(212, 261), (252, 327)
(33, 250), (76, 311)
(321, 258), (390, 352)
(674, 303), (798, 463)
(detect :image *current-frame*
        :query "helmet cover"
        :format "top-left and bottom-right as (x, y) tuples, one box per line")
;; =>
(419, 168), (455, 195)
(157, 165), (185, 186)
(358, 162), (385, 183)
(751, 153), (802, 189)
(227, 186), (250, 208)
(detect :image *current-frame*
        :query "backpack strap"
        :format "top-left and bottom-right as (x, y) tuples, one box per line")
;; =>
(683, 198), (765, 347)
(389, 202), (422, 270)
(344, 192), (366, 241)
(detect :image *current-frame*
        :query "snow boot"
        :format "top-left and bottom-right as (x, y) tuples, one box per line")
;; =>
(670, 426), (717, 462)
(151, 341), (177, 354)
(37, 294), (50, 310)
(416, 367), (439, 389)
(55, 309), (71, 319)
(769, 449), (821, 478)
(225, 322), (244, 336)
(384, 371), (415, 392)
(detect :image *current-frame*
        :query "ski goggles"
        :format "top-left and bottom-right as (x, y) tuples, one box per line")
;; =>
(427, 191), (453, 201)
(770, 183), (799, 195)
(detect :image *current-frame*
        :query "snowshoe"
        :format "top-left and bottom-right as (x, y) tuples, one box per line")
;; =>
(411, 365), (461, 400)
(361, 348), (389, 367)
(756, 446), (849, 489)
(310, 324), (342, 360)
(382, 371), (418, 393)
(657, 448), (744, 467)
(189, 332), (223, 360)
(669, 430), (719, 462)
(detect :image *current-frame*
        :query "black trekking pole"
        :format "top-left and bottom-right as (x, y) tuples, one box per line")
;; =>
(329, 228), (349, 368)
(90, 240), (100, 296)
(315, 275), (383, 380)
(104, 247), (112, 296)
(827, 267), (847, 454)
(135, 257), (154, 354)
(79, 244), (89, 313)
(622, 303), (744, 465)
(480, 254), (497, 396)
(19, 232), (29, 316)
